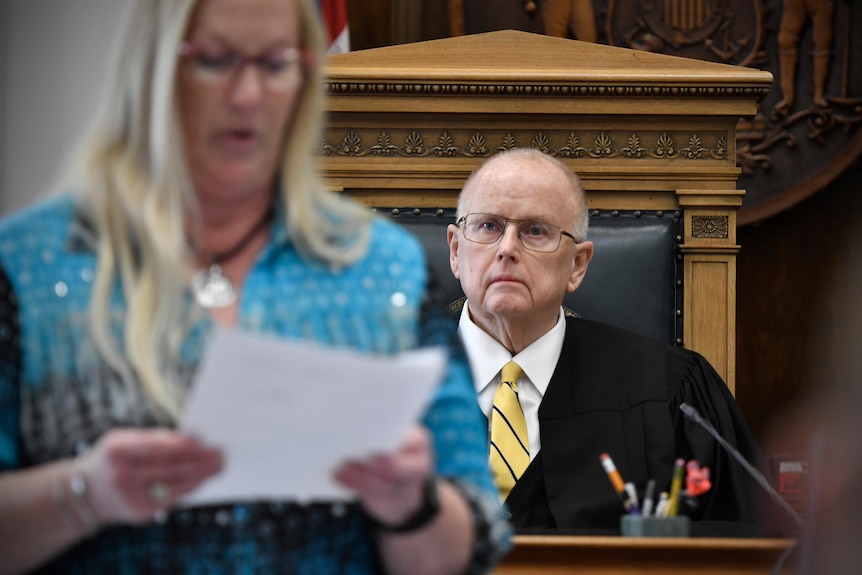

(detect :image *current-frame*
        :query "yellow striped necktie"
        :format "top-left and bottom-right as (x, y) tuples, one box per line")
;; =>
(489, 360), (529, 500)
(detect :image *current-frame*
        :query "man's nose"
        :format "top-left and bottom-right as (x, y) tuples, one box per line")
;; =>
(497, 223), (522, 254)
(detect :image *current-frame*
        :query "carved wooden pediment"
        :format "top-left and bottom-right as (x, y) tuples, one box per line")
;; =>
(321, 30), (772, 204)
(325, 30), (770, 109)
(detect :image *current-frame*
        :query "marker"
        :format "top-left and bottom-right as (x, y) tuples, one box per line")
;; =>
(667, 458), (685, 517)
(641, 479), (656, 517)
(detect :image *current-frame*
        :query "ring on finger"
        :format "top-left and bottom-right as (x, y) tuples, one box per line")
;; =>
(147, 480), (171, 504)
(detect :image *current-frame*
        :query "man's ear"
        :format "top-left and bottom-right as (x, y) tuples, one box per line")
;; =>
(447, 223), (461, 279)
(567, 240), (594, 293)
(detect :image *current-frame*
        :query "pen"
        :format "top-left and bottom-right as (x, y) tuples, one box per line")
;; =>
(666, 458), (685, 517)
(599, 453), (638, 512)
(623, 482), (641, 515)
(641, 478), (656, 517)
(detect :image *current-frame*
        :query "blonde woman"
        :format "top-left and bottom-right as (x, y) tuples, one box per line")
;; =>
(0, 0), (509, 573)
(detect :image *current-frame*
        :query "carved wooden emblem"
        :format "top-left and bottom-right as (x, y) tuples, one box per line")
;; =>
(692, 215), (730, 239)
(601, 0), (862, 223)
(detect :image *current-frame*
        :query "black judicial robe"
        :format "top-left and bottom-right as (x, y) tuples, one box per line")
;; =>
(505, 316), (775, 537)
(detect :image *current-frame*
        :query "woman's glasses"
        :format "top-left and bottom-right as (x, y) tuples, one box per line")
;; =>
(178, 42), (311, 93)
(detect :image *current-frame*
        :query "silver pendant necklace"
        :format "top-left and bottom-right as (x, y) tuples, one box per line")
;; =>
(191, 207), (274, 309)
(193, 264), (237, 309)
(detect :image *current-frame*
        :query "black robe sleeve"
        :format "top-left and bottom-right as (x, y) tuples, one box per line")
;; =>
(665, 347), (787, 536)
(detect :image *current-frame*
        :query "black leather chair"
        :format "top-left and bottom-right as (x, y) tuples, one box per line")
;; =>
(381, 207), (683, 346)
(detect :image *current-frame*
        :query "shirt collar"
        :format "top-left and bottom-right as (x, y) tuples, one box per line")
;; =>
(458, 301), (567, 397)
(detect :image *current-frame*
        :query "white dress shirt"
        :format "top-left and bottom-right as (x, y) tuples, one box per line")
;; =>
(458, 301), (567, 460)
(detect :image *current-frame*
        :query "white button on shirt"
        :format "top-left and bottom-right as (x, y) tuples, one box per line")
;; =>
(458, 301), (567, 460)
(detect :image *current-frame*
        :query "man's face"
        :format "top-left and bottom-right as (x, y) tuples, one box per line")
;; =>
(448, 154), (593, 335)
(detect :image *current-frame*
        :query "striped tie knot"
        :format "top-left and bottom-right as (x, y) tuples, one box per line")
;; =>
(501, 360), (523, 393)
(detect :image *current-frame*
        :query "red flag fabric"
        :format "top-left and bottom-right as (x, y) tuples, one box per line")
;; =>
(319, 0), (350, 54)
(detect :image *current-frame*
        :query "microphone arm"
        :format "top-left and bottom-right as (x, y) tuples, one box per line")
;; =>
(679, 403), (804, 527)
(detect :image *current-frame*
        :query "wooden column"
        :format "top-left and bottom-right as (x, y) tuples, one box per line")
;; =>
(677, 189), (744, 393)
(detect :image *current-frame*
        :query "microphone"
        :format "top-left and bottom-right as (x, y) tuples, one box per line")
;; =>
(678, 402), (804, 527)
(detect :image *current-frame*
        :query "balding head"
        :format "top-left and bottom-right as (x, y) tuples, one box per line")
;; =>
(448, 148), (594, 352)
(458, 149), (589, 243)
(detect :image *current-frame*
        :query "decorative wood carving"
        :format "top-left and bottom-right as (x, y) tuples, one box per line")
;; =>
(692, 215), (730, 239)
(320, 129), (728, 161)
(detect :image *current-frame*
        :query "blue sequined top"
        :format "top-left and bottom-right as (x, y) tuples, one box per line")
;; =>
(0, 196), (510, 574)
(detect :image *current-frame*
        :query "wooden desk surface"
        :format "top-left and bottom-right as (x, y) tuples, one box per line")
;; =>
(494, 535), (796, 575)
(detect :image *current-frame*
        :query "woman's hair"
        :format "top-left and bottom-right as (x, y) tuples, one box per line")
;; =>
(67, 0), (370, 420)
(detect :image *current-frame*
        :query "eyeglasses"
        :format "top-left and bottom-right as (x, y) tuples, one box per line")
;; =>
(178, 42), (310, 93)
(457, 213), (577, 253)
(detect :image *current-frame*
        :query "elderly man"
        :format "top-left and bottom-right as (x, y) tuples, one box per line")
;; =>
(447, 148), (776, 536)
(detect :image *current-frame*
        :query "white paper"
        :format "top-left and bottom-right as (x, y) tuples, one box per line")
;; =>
(180, 327), (446, 505)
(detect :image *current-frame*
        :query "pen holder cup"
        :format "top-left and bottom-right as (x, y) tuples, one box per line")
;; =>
(620, 515), (690, 538)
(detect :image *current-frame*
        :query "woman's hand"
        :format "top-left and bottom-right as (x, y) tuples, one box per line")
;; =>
(333, 425), (434, 527)
(79, 428), (224, 525)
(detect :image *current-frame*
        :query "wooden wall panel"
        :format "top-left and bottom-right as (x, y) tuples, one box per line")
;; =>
(736, 160), (862, 441)
(346, 0), (450, 50)
(345, 0), (391, 49)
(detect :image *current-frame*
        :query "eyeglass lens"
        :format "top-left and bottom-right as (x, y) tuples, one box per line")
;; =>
(180, 43), (305, 92)
(461, 213), (564, 252)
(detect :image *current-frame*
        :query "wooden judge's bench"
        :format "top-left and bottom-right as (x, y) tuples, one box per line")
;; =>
(321, 31), (789, 573)
(496, 534), (795, 574)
